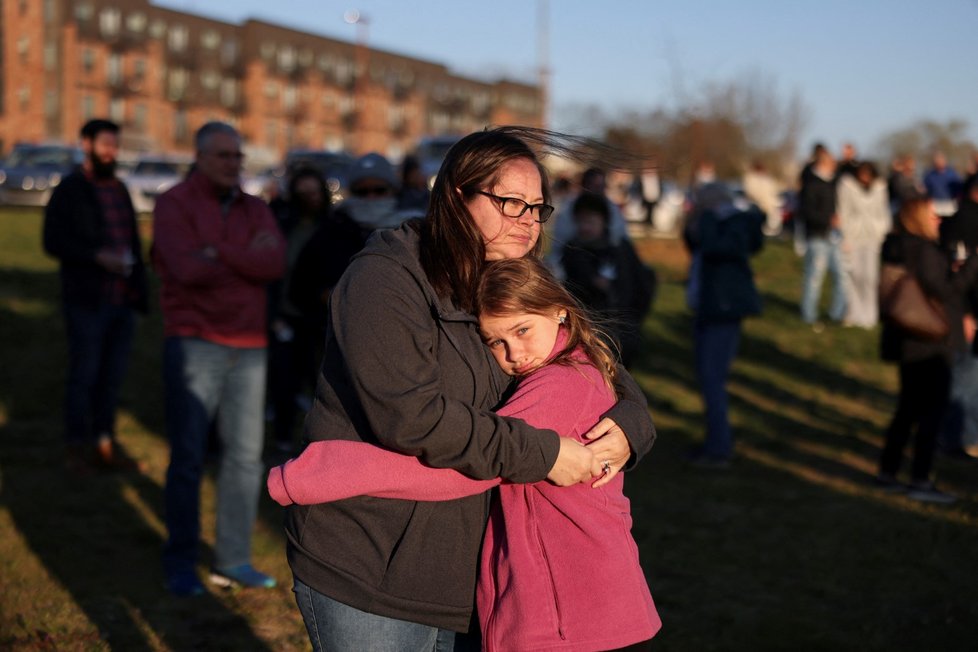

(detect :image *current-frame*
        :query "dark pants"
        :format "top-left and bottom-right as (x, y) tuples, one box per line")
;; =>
(63, 301), (136, 444)
(879, 356), (951, 482)
(695, 319), (742, 459)
(268, 317), (319, 446)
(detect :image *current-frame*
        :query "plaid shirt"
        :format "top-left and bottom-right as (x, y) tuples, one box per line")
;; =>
(91, 175), (134, 305)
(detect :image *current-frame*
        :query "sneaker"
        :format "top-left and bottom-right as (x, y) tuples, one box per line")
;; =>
(683, 449), (731, 470)
(872, 473), (906, 493)
(94, 435), (144, 472)
(906, 481), (957, 505)
(209, 564), (277, 589)
(166, 570), (205, 597)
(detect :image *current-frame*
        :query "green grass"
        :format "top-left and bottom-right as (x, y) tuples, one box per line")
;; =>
(1, 209), (976, 650)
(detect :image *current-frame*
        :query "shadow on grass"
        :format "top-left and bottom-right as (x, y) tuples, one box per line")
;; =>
(0, 267), (274, 650)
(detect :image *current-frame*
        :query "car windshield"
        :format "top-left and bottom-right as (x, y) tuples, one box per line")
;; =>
(132, 160), (189, 176)
(5, 146), (78, 169)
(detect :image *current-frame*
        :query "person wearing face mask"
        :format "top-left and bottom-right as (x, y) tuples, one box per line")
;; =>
(43, 118), (149, 474)
(336, 152), (413, 239)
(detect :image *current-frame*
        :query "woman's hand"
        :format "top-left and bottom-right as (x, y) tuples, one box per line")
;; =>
(582, 418), (633, 488)
(546, 437), (596, 486)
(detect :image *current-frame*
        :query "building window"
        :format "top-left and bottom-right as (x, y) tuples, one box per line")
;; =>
(43, 43), (57, 71)
(43, 0), (56, 23)
(221, 40), (238, 66)
(107, 53), (123, 86)
(220, 79), (238, 108)
(175, 110), (188, 142)
(149, 19), (166, 39)
(82, 95), (95, 120)
(126, 12), (147, 33)
(260, 42), (275, 61)
(278, 47), (296, 73)
(109, 98), (125, 123)
(168, 26), (188, 53)
(266, 121), (277, 147)
(133, 58), (146, 81)
(99, 8), (121, 37)
(81, 48), (95, 74)
(17, 36), (29, 64)
(44, 90), (58, 118)
(168, 68), (188, 101)
(134, 103), (147, 131)
(283, 85), (297, 111)
(201, 30), (220, 50)
(298, 48), (313, 68)
(74, 3), (94, 21)
(263, 81), (278, 99)
(18, 87), (31, 110)
(201, 70), (220, 90)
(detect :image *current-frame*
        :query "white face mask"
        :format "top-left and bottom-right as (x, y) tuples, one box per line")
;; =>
(344, 197), (399, 229)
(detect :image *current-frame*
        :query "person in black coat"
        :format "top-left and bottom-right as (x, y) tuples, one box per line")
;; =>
(877, 198), (978, 502)
(560, 191), (656, 368)
(42, 118), (148, 472)
(682, 183), (764, 467)
(936, 178), (978, 458)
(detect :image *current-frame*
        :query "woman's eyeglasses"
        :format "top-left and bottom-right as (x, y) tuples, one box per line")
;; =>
(475, 190), (554, 224)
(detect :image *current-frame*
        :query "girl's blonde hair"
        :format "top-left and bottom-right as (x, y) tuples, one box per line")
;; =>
(475, 257), (619, 390)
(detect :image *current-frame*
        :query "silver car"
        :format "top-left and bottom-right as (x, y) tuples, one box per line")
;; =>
(0, 144), (83, 207)
(122, 156), (192, 214)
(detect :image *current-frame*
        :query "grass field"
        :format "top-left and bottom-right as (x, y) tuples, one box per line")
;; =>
(1, 207), (976, 651)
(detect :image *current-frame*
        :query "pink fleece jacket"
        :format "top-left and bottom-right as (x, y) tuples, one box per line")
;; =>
(268, 340), (660, 650)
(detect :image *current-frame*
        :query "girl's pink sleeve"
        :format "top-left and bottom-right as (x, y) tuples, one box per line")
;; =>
(267, 439), (500, 506)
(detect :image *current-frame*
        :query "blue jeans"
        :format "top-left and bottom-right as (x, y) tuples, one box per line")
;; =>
(293, 577), (460, 652)
(63, 301), (135, 444)
(941, 353), (978, 451)
(162, 337), (267, 575)
(800, 235), (846, 324)
(695, 320), (742, 459)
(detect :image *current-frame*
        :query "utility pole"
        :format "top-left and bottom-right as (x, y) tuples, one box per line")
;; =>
(537, 0), (550, 129)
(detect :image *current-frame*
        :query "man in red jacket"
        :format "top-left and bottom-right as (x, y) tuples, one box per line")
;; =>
(152, 122), (286, 596)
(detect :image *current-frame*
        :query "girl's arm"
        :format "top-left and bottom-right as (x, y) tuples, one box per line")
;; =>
(270, 363), (601, 505)
(267, 440), (501, 506)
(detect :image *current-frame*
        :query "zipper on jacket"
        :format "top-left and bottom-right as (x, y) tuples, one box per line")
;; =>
(531, 495), (566, 640)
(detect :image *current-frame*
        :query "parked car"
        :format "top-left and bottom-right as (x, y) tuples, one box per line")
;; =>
(121, 155), (192, 214)
(414, 135), (461, 188)
(283, 149), (355, 203)
(0, 144), (83, 207)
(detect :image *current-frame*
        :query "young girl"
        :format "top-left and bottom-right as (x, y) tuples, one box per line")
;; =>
(269, 256), (660, 651)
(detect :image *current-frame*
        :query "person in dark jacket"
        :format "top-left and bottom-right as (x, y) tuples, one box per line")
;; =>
(561, 191), (656, 368)
(42, 118), (148, 473)
(682, 183), (764, 467)
(937, 178), (978, 458)
(266, 167), (348, 454)
(877, 198), (978, 503)
(799, 147), (845, 328)
(285, 127), (656, 651)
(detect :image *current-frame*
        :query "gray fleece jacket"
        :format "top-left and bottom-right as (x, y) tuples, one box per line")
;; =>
(285, 221), (655, 631)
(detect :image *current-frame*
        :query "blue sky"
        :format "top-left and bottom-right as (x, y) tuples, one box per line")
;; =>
(159, 0), (978, 158)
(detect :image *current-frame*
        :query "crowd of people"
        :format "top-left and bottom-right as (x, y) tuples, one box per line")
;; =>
(39, 116), (978, 649)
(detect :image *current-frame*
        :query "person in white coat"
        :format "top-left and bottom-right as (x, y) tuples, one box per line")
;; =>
(838, 161), (891, 328)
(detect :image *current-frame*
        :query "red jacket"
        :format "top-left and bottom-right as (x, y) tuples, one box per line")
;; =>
(152, 172), (285, 347)
(269, 335), (661, 650)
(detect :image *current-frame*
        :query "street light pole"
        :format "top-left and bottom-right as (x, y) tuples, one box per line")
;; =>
(344, 9), (370, 153)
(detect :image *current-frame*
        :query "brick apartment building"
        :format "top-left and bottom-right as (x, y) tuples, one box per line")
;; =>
(0, 0), (544, 166)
